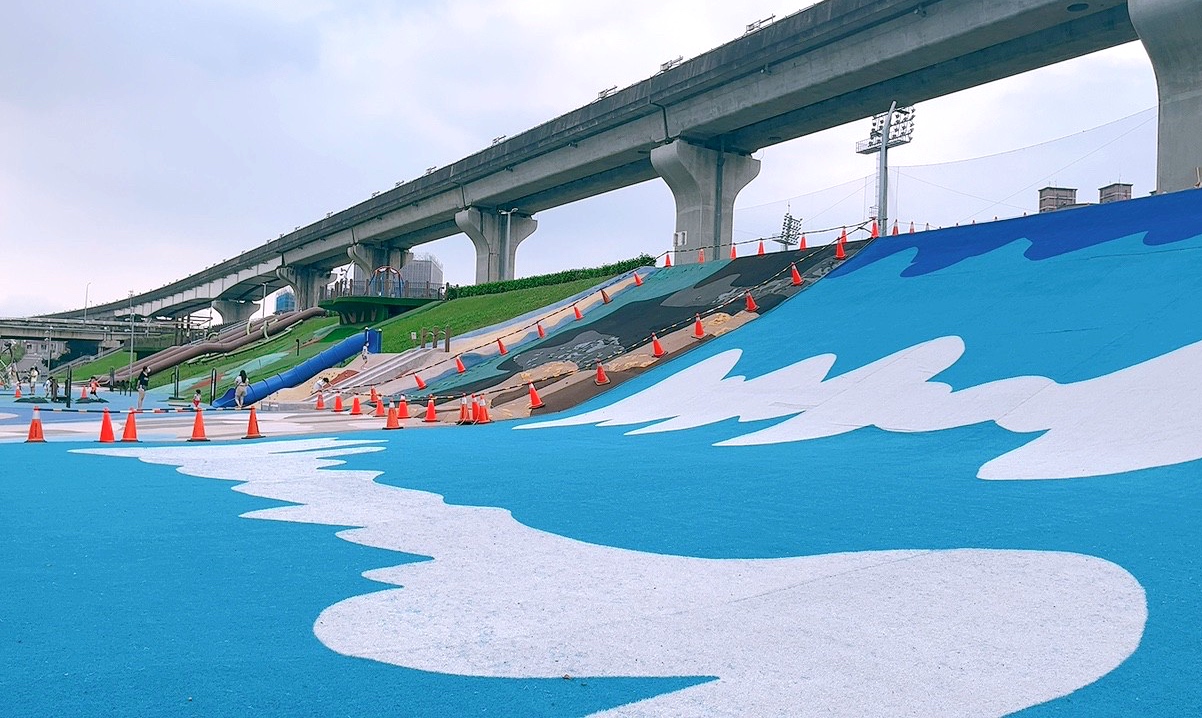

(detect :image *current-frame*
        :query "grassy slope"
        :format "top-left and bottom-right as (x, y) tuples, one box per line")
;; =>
(376, 276), (608, 353)
(61, 274), (615, 390)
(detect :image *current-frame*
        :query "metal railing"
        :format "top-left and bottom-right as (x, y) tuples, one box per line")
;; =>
(319, 280), (445, 302)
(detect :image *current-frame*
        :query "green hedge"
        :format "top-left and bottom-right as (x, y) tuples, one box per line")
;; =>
(445, 254), (655, 300)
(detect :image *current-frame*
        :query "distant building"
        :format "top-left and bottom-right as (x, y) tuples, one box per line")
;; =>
(275, 290), (296, 314)
(1099, 183), (1133, 204)
(401, 253), (444, 288)
(1038, 187), (1078, 213)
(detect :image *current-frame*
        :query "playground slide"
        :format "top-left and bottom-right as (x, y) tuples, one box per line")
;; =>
(113, 308), (326, 382)
(213, 329), (381, 408)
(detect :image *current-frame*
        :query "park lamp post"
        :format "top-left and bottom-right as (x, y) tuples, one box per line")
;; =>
(127, 291), (135, 383)
(498, 208), (519, 282)
(83, 282), (91, 322)
(856, 102), (916, 235)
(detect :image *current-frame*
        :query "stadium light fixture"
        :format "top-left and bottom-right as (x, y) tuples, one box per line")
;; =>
(856, 102), (916, 236)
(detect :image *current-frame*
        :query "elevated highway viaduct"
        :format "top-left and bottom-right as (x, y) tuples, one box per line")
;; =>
(53, 0), (1200, 322)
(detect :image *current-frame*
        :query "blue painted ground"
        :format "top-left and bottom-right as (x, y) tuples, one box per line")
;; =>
(4, 189), (1202, 715)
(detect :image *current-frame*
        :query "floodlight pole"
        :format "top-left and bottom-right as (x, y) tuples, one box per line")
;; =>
(857, 102), (914, 235)
(877, 101), (896, 235)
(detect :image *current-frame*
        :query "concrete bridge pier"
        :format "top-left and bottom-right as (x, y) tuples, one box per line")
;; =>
(1130, 0), (1202, 193)
(276, 265), (332, 309)
(347, 243), (412, 279)
(651, 140), (760, 265)
(455, 207), (537, 284)
(211, 299), (260, 325)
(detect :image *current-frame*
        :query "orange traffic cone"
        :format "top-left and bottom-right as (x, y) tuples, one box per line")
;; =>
(790, 263), (803, 286)
(693, 314), (705, 340)
(397, 396), (410, 419)
(478, 396), (492, 425)
(664, 253), (672, 268)
(870, 220), (879, 238)
(369, 387), (379, 403)
(497, 338), (508, 355)
(414, 374), (427, 390)
(188, 408), (210, 442)
(633, 272), (643, 286)
(333, 394), (344, 413)
(601, 288), (612, 304)
(799, 234), (807, 249)
(745, 292), (759, 312)
(383, 405), (402, 430)
(573, 305), (583, 321)
(423, 396), (437, 423)
(82, 385), (91, 400)
(528, 382), (545, 410)
(14, 385), (21, 399)
(25, 407), (45, 443)
(698, 247), (705, 263)
(315, 392), (326, 410)
(457, 395), (472, 425)
(98, 408), (116, 443)
(839, 227), (848, 244)
(374, 396), (386, 417)
(537, 323), (546, 338)
(121, 409), (140, 442)
(730, 244), (737, 260)
(651, 333), (665, 357)
(242, 407), (264, 440)
(595, 363), (611, 386)
(909, 221), (916, 234)
(891, 220), (899, 235)
(455, 356), (466, 373)
(470, 395), (481, 424)
(349, 396), (363, 416)
(836, 241), (847, 260)
(757, 241), (765, 256)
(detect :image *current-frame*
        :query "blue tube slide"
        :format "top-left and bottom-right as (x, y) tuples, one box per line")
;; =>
(213, 329), (380, 408)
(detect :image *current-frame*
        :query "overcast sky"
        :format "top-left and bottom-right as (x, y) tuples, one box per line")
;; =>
(0, 1), (1158, 318)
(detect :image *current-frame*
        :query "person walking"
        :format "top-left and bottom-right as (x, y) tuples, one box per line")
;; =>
(192, 388), (202, 411)
(29, 366), (39, 396)
(234, 370), (249, 409)
(136, 367), (151, 410)
(360, 342), (370, 366)
(49, 376), (59, 402)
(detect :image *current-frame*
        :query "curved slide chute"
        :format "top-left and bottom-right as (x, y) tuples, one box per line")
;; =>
(213, 329), (381, 408)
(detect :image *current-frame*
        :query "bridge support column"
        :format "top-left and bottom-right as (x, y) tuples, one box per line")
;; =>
(651, 140), (760, 265)
(455, 207), (537, 284)
(276, 265), (332, 309)
(347, 244), (411, 278)
(211, 299), (260, 325)
(1130, 0), (1202, 193)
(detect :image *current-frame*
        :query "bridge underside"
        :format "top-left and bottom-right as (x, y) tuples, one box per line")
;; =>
(42, 0), (1202, 319)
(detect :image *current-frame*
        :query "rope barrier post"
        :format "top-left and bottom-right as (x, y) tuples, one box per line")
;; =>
(65, 366), (72, 410)
(444, 326), (451, 353)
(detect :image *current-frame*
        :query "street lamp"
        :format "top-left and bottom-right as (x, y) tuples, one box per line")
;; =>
(498, 208), (519, 281)
(127, 291), (135, 384)
(83, 282), (91, 322)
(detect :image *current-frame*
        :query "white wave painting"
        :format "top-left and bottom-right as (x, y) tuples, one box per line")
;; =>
(522, 335), (1202, 480)
(79, 439), (1146, 716)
